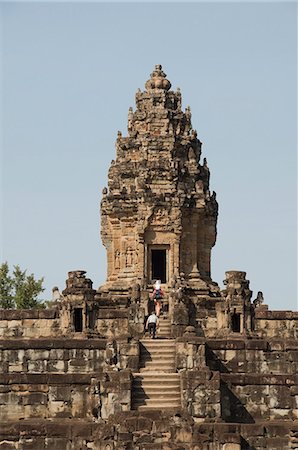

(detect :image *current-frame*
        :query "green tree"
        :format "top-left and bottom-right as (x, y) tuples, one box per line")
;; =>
(0, 262), (14, 308)
(0, 263), (45, 309)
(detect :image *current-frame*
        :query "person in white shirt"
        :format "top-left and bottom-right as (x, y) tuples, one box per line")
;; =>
(146, 312), (159, 339)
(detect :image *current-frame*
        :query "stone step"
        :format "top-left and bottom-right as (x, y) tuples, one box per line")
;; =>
(140, 355), (175, 364)
(140, 356), (175, 363)
(133, 382), (180, 392)
(140, 359), (175, 365)
(133, 400), (181, 411)
(140, 350), (175, 357)
(140, 346), (174, 352)
(139, 355), (175, 362)
(143, 335), (172, 339)
(133, 382), (180, 391)
(132, 397), (181, 404)
(132, 400), (181, 409)
(140, 348), (175, 355)
(141, 339), (175, 346)
(133, 391), (180, 400)
(132, 374), (180, 382)
(140, 353), (176, 370)
(141, 348), (174, 353)
(132, 372), (181, 411)
(139, 366), (175, 373)
(133, 373), (180, 379)
(133, 378), (180, 384)
(139, 339), (176, 372)
(135, 405), (180, 411)
(139, 358), (175, 365)
(140, 343), (175, 349)
(140, 361), (174, 368)
(132, 370), (181, 411)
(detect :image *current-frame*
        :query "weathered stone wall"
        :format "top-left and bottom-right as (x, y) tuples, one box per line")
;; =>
(93, 370), (132, 420)
(96, 310), (129, 338)
(0, 371), (132, 423)
(1, 416), (297, 449)
(206, 339), (298, 374)
(0, 339), (106, 374)
(254, 310), (298, 338)
(0, 306), (135, 340)
(175, 337), (206, 370)
(0, 309), (59, 338)
(0, 338), (140, 374)
(176, 338), (298, 423)
(181, 370), (221, 422)
(0, 373), (93, 421)
(221, 373), (298, 422)
(174, 337), (298, 375)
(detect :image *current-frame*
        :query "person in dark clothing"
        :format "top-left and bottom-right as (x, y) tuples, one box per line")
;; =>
(146, 312), (159, 339)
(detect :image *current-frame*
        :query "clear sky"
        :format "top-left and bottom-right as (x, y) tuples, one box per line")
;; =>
(1, 2), (297, 310)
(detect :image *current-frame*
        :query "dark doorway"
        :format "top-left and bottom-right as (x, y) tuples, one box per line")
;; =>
(151, 249), (167, 283)
(74, 308), (83, 332)
(231, 310), (241, 332)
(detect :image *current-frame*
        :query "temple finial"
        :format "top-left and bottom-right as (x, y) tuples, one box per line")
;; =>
(145, 64), (171, 91)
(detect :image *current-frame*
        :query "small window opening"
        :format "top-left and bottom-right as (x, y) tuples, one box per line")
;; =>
(231, 310), (241, 332)
(74, 308), (83, 332)
(151, 249), (167, 283)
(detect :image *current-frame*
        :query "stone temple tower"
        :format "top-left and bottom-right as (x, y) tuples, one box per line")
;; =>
(1, 65), (297, 450)
(101, 64), (218, 295)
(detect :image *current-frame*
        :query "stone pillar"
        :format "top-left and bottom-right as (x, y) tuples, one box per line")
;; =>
(173, 237), (180, 277)
(137, 235), (145, 281)
(189, 221), (201, 279)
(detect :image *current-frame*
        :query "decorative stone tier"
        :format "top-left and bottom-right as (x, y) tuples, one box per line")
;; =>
(0, 416), (297, 449)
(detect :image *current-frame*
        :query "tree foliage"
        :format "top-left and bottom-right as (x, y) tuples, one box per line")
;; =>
(0, 262), (45, 309)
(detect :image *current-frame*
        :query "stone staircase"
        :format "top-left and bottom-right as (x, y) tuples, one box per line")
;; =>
(156, 315), (171, 338)
(139, 339), (176, 372)
(132, 339), (181, 411)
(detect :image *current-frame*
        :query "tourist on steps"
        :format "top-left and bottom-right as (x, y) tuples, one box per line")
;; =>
(151, 279), (164, 316)
(152, 279), (164, 299)
(146, 312), (159, 339)
(154, 298), (162, 317)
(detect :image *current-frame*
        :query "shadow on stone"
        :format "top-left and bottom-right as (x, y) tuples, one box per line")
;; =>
(131, 385), (149, 409)
(205, 345), (229, 373)
(240, 436), (257, 450)
(221, 381), (255, 424)
(139, 343), (153, 369)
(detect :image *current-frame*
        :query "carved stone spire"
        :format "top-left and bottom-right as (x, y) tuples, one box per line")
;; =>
(100, 66), (218, 290)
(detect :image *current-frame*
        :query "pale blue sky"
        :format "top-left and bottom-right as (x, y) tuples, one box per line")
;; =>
(1, 2), (297, 310)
